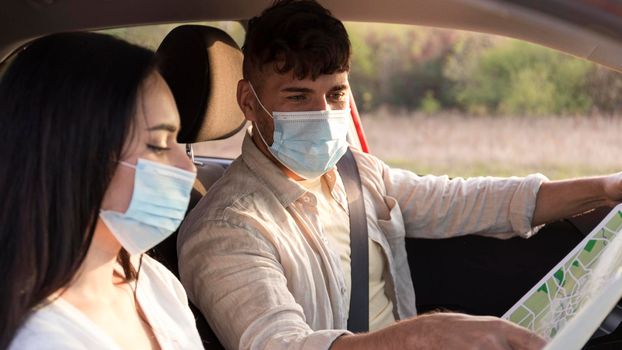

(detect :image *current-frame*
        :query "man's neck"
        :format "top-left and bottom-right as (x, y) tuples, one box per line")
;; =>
(250, 126), (305, 181)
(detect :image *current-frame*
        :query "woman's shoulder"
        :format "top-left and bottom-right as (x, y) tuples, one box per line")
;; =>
(10, 327), (83, 350)
(9, 301), (100, 350)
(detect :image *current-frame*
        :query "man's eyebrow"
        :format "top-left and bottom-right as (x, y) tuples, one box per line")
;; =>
(146, 123), (178, 132)
(280, 84), (349, 93)
(329, 84), (349, 92)
(281, 87), (314, 93)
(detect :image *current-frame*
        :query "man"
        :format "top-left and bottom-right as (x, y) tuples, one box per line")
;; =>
(177, 1), (622, 349)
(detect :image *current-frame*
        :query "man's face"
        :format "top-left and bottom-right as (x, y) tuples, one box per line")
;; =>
(239, 69), (350, 144)
(237, 69), (350, 179)
(237, 71), (350, 180)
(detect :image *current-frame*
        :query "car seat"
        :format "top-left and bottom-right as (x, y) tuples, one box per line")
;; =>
(149, 24), (245, 349)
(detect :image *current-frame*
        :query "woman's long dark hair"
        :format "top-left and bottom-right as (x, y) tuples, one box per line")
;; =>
(0, 32), (156, 348)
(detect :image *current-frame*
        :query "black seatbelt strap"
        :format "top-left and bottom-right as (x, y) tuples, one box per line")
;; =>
(336, 148), (369, 333)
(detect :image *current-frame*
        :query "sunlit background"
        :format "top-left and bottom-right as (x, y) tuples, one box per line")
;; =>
(104, 21), (622, 180)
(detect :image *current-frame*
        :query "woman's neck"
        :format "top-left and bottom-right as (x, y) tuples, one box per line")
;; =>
(60, 218), (125, 304)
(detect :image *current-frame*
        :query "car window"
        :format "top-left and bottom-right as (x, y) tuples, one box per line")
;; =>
(194, 22), (622, 180)
(105, 21), (622, 180)
(100, 22), (248, 159)
(346, 22), (622, 180)
(101, 21), (245, 51)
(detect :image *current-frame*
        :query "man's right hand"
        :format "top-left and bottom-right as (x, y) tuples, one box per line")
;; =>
(331, 312), (546, 350)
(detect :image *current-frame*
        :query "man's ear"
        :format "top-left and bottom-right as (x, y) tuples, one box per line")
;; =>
(237, 79), (257, 122)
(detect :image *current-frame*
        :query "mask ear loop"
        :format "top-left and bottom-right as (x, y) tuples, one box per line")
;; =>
(248, 83), (276, 150)
(98, 160), (137, 217)
(248, 83), (273, 119)
(247, 82), (309, 180)
(119, 160), (136, 169)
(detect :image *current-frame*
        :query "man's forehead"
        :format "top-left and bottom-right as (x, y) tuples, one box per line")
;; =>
(266, 70), (349, 91)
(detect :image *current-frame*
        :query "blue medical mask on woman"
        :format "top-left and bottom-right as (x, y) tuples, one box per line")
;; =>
(99, 158), (196, 255)
(249, 83), (350, 180)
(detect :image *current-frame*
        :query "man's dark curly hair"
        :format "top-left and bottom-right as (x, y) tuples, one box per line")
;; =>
(242, 0), (351, 84)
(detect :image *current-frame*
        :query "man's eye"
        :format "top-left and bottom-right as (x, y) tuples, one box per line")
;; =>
(329, 92), (346, 101)
(287, 95), (306, 101)
(147, 144), (171, 154)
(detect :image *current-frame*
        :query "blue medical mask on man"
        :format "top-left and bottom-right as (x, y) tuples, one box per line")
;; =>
(100, 159), (196, 255)
(249, 83), (351, 180)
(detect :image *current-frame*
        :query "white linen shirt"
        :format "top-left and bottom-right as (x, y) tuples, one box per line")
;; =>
(177, 132), (547, 350)
(9, 255), (203, 350)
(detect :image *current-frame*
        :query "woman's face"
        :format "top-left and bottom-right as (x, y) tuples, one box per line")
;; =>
(100, 72), (196, 214)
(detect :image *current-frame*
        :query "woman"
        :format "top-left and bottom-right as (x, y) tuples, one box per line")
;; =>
(0, 32), (203, 349)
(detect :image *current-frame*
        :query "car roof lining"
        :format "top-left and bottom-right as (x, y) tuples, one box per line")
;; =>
(1, 0), (621, 72)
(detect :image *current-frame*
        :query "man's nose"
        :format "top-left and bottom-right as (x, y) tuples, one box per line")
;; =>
(311, 97), (331, 111)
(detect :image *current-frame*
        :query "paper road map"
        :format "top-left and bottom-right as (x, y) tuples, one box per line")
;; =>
(503, 203), (622, 340)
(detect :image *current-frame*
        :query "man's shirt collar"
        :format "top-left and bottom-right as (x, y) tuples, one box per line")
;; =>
(241, 129), (307, 207)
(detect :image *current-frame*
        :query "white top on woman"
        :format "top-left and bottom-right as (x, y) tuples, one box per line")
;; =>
(9, 255), (204, 349)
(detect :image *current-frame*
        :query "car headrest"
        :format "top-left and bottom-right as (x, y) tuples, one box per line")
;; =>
(157, 25), (246, 143)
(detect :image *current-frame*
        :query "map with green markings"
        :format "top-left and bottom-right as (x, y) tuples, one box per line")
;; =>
(503, 204), (622, 340)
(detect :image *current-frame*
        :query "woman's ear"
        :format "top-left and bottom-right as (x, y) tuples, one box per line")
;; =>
(237, 79), (257, 122)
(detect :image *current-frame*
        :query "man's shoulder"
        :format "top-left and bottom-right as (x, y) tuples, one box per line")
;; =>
(194, 157), (266, 211)
(180, 157), (284, 238)
(348, 146), (387, 180)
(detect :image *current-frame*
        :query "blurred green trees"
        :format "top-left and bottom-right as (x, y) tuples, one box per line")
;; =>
(346, 23), (622, 116)
(104, 21), (622, 116)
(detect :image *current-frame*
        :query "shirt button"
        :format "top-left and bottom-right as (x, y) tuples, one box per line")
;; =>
(341, 287), (347, 294)
(303, 196), (310, 203)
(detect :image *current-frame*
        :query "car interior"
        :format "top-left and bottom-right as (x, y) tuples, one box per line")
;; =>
(3, 0), (622, 349)
(147, 25), (245, 349)
(141, 23), (620, 349)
